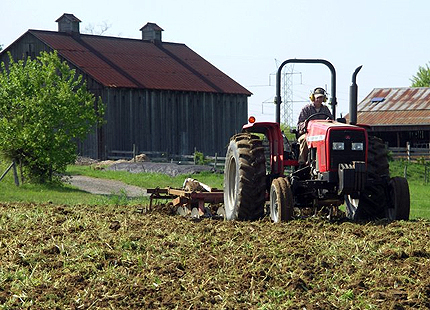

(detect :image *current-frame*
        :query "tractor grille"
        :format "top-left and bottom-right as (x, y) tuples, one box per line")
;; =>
(329, 130), (366, 170)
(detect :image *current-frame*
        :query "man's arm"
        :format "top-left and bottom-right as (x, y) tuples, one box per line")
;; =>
(297, 104), (313, 135)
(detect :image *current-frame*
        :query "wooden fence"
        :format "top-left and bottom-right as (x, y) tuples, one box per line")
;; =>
(389, 142), (430, 161)
(107, 144), (226, 170)
(107, 141), (430, 172)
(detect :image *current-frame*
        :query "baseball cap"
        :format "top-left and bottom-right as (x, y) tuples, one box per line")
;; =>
(314, 88), (325, 99)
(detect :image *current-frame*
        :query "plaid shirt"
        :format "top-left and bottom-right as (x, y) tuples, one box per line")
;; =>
(297, 103), (333, 134)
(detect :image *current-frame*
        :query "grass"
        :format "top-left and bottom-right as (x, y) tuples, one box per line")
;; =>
(0, 162), (223, 207)
(0, 159), (428, 219)
(67, 164), (224, 189)
(389, 160), (430, 219)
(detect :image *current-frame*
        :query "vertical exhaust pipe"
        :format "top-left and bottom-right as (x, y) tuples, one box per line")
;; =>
(349, 65), (362, 125)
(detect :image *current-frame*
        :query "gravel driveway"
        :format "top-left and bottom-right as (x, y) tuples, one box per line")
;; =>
(66, 175), (148, 197)
(67, 161), (217, 197)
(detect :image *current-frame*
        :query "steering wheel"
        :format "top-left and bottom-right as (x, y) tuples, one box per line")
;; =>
(302, 112), (332, 134)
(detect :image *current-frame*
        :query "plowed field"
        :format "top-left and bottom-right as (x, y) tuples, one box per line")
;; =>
(0, 202), (428, 309)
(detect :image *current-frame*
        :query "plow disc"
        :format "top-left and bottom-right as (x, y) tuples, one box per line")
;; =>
(147, 178), (224, 219)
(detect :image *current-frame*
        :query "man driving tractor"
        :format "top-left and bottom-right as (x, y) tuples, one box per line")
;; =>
(297, 87), (334, 166)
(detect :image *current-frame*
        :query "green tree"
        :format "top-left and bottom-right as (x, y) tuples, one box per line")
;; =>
(411, 62), (430, 87)
(0, 51), (104, 183)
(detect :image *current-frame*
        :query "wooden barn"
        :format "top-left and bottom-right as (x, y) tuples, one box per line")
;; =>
(347, 87), (430, 148)
(0, 13), (251, 159)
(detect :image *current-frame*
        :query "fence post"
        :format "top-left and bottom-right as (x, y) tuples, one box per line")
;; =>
(406, 142), (411, 162)
(12, 161), (19, 186)
(214, 153), (218, 171)
(133, 144), (136, 162)
(404, 164), (408, 179)
(0, 161), (19, 186)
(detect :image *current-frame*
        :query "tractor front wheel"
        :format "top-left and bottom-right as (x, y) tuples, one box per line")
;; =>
(270, 177), (293, 222)
(223, 133), (266, 220)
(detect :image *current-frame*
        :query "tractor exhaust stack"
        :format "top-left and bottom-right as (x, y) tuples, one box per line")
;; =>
(349, 65), (362, 125)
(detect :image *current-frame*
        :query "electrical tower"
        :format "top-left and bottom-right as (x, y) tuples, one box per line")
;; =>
(272, 60), (303, 126)
(274, 61), (302, 127)
(282, 64), (294, 126)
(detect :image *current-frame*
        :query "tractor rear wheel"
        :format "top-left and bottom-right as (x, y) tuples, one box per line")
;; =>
(223, 133), (266, 220)
(367, 136), (390, 178)
(270, 177), (293, 223)
(387, 176), (410, 220)
(347, 136), (390, 220)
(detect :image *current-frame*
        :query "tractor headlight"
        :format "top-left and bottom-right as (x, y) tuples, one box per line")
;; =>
(351, 142), (364, 151)
(332, 142), (345, 150)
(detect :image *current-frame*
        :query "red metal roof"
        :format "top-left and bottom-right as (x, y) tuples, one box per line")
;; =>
(350, 87), (430, 126)
(29, 30), (251, 95)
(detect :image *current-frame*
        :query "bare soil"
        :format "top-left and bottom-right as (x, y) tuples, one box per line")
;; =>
(0, 202), (428, 309)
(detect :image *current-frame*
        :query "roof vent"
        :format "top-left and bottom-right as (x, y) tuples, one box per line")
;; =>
(140, 23), (163, 42)
(56, 13), (81, 34)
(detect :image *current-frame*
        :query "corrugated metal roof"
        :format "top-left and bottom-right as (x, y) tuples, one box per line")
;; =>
(351, 87), (430, 125)
(29, 30), (251, 95)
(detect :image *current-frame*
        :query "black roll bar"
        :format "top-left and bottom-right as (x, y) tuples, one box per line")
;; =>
(275, 59), (337, 124)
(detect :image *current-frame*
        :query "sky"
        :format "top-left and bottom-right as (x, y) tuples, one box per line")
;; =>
(1, 0), (428, 125)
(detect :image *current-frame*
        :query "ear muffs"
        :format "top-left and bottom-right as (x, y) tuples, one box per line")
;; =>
(310, 88), (327, 102)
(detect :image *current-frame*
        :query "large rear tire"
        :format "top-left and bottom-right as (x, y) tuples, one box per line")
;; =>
(387, 177), (410, 220)
(348, 136), (390, 220)
(223, 133), (266, 220)
(269, 177), (293, 223)
(355, 182), (388, 220)
(367, 136), (390, 178)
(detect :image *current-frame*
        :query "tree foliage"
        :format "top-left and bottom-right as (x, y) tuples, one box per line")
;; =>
(0, 51), (104, 183)
(411, 62), (430, 87)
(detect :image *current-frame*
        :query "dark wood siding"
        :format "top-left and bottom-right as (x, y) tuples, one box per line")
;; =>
(0, 33), (52, 64)
(94, 88), (247, 159)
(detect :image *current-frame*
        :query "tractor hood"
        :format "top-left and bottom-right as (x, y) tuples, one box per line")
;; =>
(307, 120), (368, 173)
(306, 119), (364, 141)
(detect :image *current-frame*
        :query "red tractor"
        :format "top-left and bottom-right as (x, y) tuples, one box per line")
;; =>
(223, 59), (410, 222)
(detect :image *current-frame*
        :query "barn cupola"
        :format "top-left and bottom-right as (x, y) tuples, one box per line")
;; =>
(140, 23), (163, 42)
(56, 13), (81, 34)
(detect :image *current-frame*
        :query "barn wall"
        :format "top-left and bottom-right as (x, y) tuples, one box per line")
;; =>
(0, 34), (249, 159)
(0, 33), (48, 63)
(98, 88), (247, 158)
(369, 126), (430, 148)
